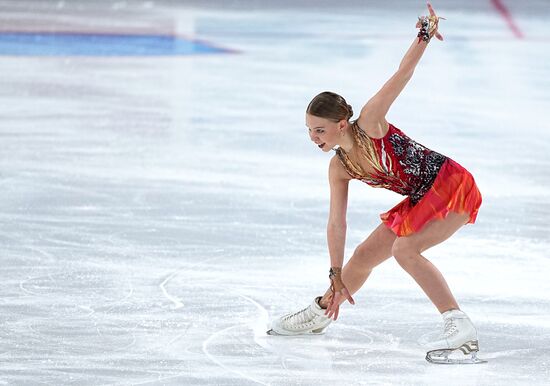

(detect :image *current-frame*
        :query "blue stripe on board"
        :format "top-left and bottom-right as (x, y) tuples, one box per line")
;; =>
(0, 32), (229, 56)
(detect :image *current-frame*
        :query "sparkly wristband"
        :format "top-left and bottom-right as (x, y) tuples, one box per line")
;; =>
(417, 16), (431, 42)
(329, 267), (342, 280)
(416, 15), (440, 43)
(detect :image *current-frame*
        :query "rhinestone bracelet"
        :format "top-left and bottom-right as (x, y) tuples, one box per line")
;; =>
(329, 267), (342, 280)
(417, 15), (440, 43)
(418, 16), (430, 42)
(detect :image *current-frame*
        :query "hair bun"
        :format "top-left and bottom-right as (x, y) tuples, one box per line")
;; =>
(306, 92), (353, 122)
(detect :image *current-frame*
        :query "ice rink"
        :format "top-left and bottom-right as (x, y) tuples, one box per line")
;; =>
(1, 0), (549, 384)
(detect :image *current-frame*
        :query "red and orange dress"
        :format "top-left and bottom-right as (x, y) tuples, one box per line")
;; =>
(335, 122), (482, 237)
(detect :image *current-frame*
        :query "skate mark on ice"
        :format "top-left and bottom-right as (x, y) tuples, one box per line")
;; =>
(159, 269), (184, 309)
(15, 231), (58, 264)
(333, 324), (422, 367)
(19, 269), (133, 301)
(334, 325), (375, 346)
(157, 254), (233, 310)
(484, 347), (535, 359)
(236, 292), (270, 334)
(19, 272), (58, 296)
(201, 291), (291, 380)
(256, 331), (331, 371)
(143, 323), (192, 356)
(202, 324), (269, 386)
(26, 318), (137, 355)
(76, 305), (96, 317)
(236, 292), (306, 371)
(128, 330), (196, 386)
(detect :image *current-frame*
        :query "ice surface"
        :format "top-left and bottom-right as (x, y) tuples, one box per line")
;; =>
(0, 0), (549, 385)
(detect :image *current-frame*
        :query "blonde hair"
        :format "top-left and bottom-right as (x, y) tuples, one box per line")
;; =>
(336, 122), (387, 178)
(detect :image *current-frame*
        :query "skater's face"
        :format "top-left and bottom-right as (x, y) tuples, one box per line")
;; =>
(305, 114), (345, 152)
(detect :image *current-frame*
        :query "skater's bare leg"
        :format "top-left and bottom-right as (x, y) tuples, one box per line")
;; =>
(391, 212), (469, 313)
(319, 223), (396, 308)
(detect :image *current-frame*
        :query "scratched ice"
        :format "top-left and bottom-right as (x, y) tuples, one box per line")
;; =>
(0, 0), (549, 385)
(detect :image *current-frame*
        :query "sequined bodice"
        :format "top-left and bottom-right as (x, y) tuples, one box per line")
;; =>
(336, 122), (447, 205)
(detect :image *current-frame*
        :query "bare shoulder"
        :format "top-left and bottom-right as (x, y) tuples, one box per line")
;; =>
(329, 154), (352, 183)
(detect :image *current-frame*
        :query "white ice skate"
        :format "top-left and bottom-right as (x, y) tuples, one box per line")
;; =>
(267, 296), (332, 336)
(425, 309), (487, 364)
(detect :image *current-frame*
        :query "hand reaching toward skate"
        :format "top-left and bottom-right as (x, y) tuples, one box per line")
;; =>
(325, 275), (355, 321)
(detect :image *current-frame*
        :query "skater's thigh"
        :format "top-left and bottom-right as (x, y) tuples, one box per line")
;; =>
(394, 212), (469, 254)
(350, 223), (396, 269)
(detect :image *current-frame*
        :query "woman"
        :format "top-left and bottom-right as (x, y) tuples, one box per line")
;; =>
(267, 3), (485, 364)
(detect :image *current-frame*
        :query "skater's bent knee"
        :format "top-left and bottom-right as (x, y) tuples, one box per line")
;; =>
(391, 242), (421, 267)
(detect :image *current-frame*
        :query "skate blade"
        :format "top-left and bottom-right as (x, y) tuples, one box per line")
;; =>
(266, 328), (325, 336)
(426, 341), (488, 365)
(426, 352), (488, 364)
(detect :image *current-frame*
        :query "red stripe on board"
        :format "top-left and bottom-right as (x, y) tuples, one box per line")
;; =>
(490, 0), (524, 39)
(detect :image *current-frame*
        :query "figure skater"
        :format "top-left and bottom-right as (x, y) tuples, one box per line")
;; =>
(267, 3), (485, 364)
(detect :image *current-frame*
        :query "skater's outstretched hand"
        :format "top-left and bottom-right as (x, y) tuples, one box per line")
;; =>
(325, 273), (355, 321)
(417, 2), (444, 41)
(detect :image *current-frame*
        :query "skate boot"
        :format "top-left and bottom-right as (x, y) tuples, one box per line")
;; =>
(267, 296), (332, 336)
(425, 309), (487, 364)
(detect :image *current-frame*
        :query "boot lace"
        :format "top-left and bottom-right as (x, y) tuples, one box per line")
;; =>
(282, 306), (316, 328)
(443, 318), (458, 338)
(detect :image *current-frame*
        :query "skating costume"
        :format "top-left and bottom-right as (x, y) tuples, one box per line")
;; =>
(335, 122), (482, 237)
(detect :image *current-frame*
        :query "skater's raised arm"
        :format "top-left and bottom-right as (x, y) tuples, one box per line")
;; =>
(357, 2), (443, 131)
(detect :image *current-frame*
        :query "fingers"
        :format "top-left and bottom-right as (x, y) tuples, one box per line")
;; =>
(325, 292), (342, 320)
(324, 294), (340, 320)
(342, 288), (355, 305)
(424, 3), (445, 42)
(327, 306), (339, 320)
(324, 290), (355, 321)
(427, 2), (436, 16)
(334, 304), (339, 320)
